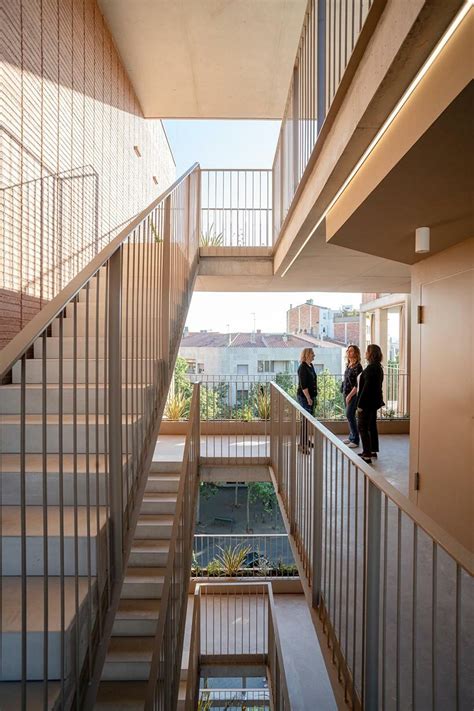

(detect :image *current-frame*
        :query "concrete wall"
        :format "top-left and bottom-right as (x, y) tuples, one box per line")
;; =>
(410, 238), (473, 552)
(1, 0), (176, 350)
(179, 345), (344, 376)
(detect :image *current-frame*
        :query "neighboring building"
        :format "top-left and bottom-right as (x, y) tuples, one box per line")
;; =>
(179, 329), (345, 376)
(286, 300), (360, 344)
(286, 299), (334, 339)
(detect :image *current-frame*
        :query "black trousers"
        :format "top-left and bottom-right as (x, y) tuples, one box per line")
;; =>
(357, 408), (379, 455)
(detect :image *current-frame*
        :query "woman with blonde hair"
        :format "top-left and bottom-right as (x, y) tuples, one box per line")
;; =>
(297, 348), (317, 452)
(342, 344), (363, 448)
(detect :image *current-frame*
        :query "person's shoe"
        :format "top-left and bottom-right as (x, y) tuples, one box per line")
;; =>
(358, 452), (372, 464)
(371, 452), (378, 458)
(348, 442), (358, 449)
(343, 439), (351, 444)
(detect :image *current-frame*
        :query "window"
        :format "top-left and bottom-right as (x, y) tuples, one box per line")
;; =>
(186, 360), (196, 374)
(198, 363), (205, 373)
(236, 364), (248, 375)
(258, 360), (275, 373)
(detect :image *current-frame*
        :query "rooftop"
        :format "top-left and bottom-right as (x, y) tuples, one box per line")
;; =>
(180, 331), (344, 349)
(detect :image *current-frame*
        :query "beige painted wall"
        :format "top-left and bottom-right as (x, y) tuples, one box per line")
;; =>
(410, 238), (473, 551)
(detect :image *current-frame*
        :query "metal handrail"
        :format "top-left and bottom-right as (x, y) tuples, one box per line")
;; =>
(270, 383), (472, 574)
(145, 383), (201, 710)
(184, 582), (291, 710)
(270, 381), (473, 709)
(0, 162), (199, 379)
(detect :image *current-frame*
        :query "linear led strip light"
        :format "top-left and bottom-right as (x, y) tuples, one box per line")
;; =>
(281, 0), (473, 278)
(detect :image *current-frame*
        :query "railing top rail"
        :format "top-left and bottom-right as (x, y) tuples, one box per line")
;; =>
(270, 382), (473, 575)
(194, 533), (288, 539)
(0, 162), (200, 379)
(200, 168), (272, 173)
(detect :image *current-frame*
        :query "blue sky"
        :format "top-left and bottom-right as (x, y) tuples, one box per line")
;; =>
(163, 120), (361, 333)
(163, 120), (281, 174)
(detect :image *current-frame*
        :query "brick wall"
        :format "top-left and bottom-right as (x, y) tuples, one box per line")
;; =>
(286, 303), (321, 334)
(333, 320), (360, 345)
(1, 0), (175, 350)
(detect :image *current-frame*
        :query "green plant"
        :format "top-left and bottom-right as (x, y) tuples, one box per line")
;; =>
(191, 551), (202, 576)
(206, 559), (224, 577)
(248, 482), (276, 513)
(215, 543), (252, 576)
(164, 392), (189, 420)
(200, 223), (224, 247)
(197, 692), (212, 711)
(232, 403), (254, 421)
(255, 388), (271, 420)
(200, 482), (219, 499)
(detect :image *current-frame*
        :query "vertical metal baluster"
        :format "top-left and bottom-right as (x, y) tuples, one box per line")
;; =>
(351, 468), (359, 707)
(432, 543), (437, 710)
(94, 271), (103, 632)
(41, 331), (49, 706)
(72, 296), (80, 709)
(58, 311), (66, 703)
(396, 508), (402, 709)
(20, 355), (27, 711)
(455, 564), (460, 711)
(382, 496), (388, 710)
(85, 280), (93, 682)
(412, 523), (418, 711)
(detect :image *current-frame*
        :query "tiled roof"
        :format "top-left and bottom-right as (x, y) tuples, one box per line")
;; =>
(180, 332), (334, 349)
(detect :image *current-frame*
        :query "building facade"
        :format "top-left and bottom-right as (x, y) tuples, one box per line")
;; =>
(179, 330), (345, 376)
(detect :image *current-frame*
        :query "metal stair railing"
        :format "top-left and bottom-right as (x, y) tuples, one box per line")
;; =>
(269, 382), (473, 710)
(145, 383), (201, 710)
(0, 163), (200, 710)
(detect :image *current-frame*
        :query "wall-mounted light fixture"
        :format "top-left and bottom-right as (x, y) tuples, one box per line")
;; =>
(133, 145), (141, 157)
(415, 226), (430, 254)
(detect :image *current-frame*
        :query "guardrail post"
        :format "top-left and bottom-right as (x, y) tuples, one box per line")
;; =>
(312, 428), (323, 607)
(162, 195), (172, 372)
(317, 0), (327, 132)
(292, 67), (299, 194)
(364, 480), (382, 710)
(289, 408), (297, 533)
(108, 247), (123, 581)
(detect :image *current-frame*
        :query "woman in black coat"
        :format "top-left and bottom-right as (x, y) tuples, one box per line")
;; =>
(356, 344), (384, 464)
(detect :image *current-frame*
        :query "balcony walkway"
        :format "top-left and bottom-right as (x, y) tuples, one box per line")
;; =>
(180, 592), (336, 711)
(153, 434), (410, 496)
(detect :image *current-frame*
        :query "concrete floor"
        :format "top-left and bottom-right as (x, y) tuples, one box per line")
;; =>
(153, 434), (410, 496)
(181, 591), (336, 710)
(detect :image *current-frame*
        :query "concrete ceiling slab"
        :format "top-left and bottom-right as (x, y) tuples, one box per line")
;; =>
(98, 0), (307, 118)
(326, 83), (474, 263)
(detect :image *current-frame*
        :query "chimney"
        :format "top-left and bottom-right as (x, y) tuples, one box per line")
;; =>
(256, 329), (261, 334)
(250, 331), (256, 344)
(306, 298), (313, 305)
(183, 326), (189, 335)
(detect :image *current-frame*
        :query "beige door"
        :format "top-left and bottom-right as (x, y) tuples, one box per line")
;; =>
(417, 268), (473, 551)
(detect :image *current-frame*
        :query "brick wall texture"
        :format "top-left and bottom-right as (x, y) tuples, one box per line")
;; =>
(1, 0), (176, 350)
(286, 303), (321, 334)
(333, 320), (360, 345)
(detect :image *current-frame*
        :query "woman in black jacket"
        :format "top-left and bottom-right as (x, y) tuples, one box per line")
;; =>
(357, 344), (384, 464)
(297, 348), (317, 452)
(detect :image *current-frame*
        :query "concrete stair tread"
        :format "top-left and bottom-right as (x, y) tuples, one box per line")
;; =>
(0, 414), (137, 425)
(1, 505), (107, 536)
(123, 567), (166, 584)
(0, 453), (125, 473)
(0, 681), (61, 710)
(106, 636), (155, 662)
(130, 540), (170, 554)
(137, 514), (174, 525)
(116, 599), (161, 620)
(142, 493), (177, 503)
(95, 681), (147, 710)
(2, 576), (95, 632)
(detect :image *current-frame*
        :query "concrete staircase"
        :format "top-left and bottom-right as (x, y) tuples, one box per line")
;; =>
(95, 461), (182, 710)
(0, 270), (144, 708)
